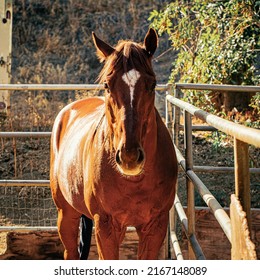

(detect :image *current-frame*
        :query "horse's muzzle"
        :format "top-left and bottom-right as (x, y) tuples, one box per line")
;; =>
(115, 146), (145, 176)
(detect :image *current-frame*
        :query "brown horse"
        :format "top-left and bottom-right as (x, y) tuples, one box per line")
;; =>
(50, 28), (177, 260)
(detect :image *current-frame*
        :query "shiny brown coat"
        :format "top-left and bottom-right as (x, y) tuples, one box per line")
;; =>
(50, 29), (177, 259)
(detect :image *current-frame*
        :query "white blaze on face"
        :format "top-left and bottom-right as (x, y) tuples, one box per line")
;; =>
(122, 69), (141, 108)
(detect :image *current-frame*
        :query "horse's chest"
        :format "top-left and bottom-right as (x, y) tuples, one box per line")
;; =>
(111, 199), (152, 226)
(98, 181), (163, 226)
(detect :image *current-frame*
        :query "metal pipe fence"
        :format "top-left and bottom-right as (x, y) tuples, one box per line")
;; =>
(167, 95), (260, 147)
(174, 83), (260, 93)
(167, 83), (260, 260)
(0, 83), (169, 91)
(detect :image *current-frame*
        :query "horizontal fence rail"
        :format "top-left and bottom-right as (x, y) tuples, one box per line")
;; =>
(0, 83), (169, 91)
(0, 180), (50, 187)
(0, 132), (51, 138)
(175, 83), (260, 93)
(167, 95), (260, 148)
(174, 144), (232, 242)
(0, 84), (104, 91)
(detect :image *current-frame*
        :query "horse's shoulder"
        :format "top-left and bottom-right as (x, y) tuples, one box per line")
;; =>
(51, 97), (105, 153)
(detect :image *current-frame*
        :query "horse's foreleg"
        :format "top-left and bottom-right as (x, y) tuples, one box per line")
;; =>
(51, 184), (82, 260)
(136, 212), (169, 260)
(57, 207), (81, 260)
(94, 214), (125, 260)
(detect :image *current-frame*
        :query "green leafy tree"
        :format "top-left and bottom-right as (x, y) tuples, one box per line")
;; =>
(149, 0), (260, 112)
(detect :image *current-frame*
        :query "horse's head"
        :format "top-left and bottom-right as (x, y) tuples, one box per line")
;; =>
(93, 29), (158, 176)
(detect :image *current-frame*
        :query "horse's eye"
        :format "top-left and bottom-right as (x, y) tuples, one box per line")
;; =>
(104, 82), (110, 92)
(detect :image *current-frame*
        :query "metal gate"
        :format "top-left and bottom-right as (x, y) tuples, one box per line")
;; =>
(166, 83), (260, 260)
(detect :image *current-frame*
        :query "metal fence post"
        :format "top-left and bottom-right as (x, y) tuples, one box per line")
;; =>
(0, 0), (12, 116)
(169, 84), (182, 259)
(165, 84), (172, 137)
(173, 86), (181, 147)
(184, 110), (195, 259)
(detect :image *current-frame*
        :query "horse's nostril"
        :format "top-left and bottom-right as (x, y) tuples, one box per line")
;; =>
(116, 150), (121, 164)
(137, 148), (145, 163)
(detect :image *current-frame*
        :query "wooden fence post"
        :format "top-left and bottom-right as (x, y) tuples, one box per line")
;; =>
(234, 138), (251, 231)
(0, 0), (12, 116)
(230, 195), (256, 260)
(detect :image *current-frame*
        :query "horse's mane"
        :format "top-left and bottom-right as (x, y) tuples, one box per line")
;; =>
(98, 40), (155, 83)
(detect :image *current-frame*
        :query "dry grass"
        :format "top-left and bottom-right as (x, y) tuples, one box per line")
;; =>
(12, 0), (171, 86)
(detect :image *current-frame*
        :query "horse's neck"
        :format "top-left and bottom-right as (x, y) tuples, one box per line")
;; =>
(101, 107), (159, 156)
(143, 108), (158, 156)
(102, 115), (114, 152)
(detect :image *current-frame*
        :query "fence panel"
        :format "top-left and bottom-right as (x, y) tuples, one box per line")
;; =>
(167, 83), (260, 260)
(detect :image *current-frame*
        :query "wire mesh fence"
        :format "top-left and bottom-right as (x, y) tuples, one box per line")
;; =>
(0, 186), (56, 227)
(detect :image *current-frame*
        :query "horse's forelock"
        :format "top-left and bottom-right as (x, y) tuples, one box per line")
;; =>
(98, 40), (154, 83)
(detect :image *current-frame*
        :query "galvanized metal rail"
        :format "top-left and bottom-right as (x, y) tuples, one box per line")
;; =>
(0, 83), (169, 91)
(167, 83), (260, 260)
(167, 94), (260, 147)
(175, 83), (260, 93)
(0, 131), (51, 138)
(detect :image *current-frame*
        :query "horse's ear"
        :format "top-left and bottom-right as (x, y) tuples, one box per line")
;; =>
(144, 28), (158, 57)
(92, 32), (115, 61)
